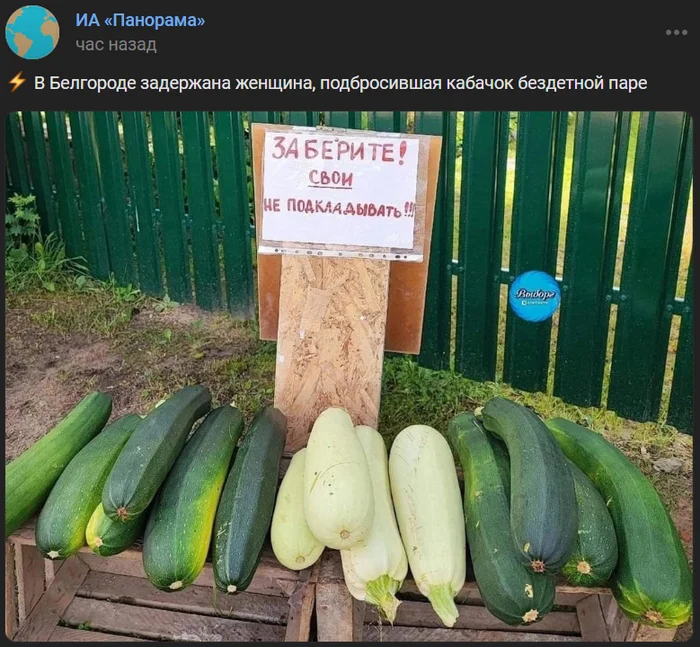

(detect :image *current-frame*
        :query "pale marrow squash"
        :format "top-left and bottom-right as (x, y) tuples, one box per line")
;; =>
(271, 448), (325, 570)
(303, 408), (374, 550)
(340, 426), (408, 623)
(389, 424), (466, 628)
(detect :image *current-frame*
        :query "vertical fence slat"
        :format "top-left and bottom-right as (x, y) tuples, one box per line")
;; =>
(151, 112), (192, 303)
(249, 112), (281, 124)
(181, 111), (222, 311)
(668, 259), (693, 433)
(415, 111), (457, 370)
(45, 112), (84, 260)
(68, 112), (111, 280)
(21, 112), (58, 235)
(368, 112), (406, 132)
(553, 112), (619, 406)
(607, 112), (688, 421)
(213, 111), (255, 318)
(323, 112), (363, 129)
(455, 112), (509, 381)
(650, 114), (693, 421)
(6, 113), (31, 195)
(287, 112), (318, 126)
(93, 111), (136, 285)
(503, 111), (560, 392)
(121, 112), (163, 296)
(546, 113), (569, 275)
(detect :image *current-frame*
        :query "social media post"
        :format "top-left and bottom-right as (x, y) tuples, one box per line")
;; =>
(2, 3), (695, 645)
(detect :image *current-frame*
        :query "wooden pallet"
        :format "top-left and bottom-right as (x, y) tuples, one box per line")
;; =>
(5, 519), (316, 642)
(315, 552), (677, 642)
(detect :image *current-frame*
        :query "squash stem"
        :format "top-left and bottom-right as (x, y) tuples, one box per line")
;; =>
(365, 575), (402, 624)
(426, 583), (459, 628)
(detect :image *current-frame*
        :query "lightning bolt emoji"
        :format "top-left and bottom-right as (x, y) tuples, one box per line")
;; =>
(9, 72), (26, 93)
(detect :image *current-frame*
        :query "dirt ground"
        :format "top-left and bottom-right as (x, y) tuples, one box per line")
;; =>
(4, 294), (693, 639)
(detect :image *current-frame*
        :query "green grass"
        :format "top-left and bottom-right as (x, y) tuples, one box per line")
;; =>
(379, 355), (682, 450)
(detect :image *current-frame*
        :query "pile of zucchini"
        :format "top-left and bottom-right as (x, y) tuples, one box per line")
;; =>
(4, 389), (692, 632)
(448, 398), (692, 631)
(5, 386), (287, 595)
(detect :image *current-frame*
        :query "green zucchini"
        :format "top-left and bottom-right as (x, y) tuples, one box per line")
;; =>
(546, 418), (692, 628)
(5, 392), (112, 538)
(102, 385), (211, 523)
(35, 414), (141, 559)
(479, 398), (577, 574)
(448, 412), (556, 626)
(212, 406), (286, 593)
(143, 405), (244, 591)
(86, 503), (147, 557)
(562, 459), (618, 587)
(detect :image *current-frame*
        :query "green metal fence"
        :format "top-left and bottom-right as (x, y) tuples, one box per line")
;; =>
(4, 111), (693, 433)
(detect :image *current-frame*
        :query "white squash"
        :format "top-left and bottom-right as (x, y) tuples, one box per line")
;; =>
(388, 424), (466, 628)
(340, 426), (408, 623)
(271, 449), (325, 570)
(303, 407), (374, 550)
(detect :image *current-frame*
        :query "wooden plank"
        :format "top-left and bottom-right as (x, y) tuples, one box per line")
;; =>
(576, 594), (610, 641)
(316, 579), (359, 642)
(78, 571), (289, 623)
(284, 570), (315, 641)
(13, 556), (89, 642)
(5, 543), (19, 639)
(62, 598), (286, 642)
(75, 551), (297, 598)
(365, 600), (580, 634)
(15, 543), (46, 622)
(253, 122), (441, 356)
(362, 625), (582, 641)
(603, 594), (635, 642)
(50, 626), (152, 642)
(274, 255), (391, 452)
(44, 558), (62, 587)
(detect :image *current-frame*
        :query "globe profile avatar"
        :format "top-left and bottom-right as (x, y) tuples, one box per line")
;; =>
(6, 5), (59, 60)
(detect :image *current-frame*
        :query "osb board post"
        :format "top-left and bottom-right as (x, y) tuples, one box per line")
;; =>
(252, 123), (442, 355)
(275, 256), (391, 451)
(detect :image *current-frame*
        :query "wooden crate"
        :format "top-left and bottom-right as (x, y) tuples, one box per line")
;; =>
(315, 552), (677, 642)
(5, 519), (316, 642)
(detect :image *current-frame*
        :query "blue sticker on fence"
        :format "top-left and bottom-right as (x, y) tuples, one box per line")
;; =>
(509, 271), (561, 322)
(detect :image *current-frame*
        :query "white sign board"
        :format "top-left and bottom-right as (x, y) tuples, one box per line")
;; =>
(259, 130), (420, 256)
